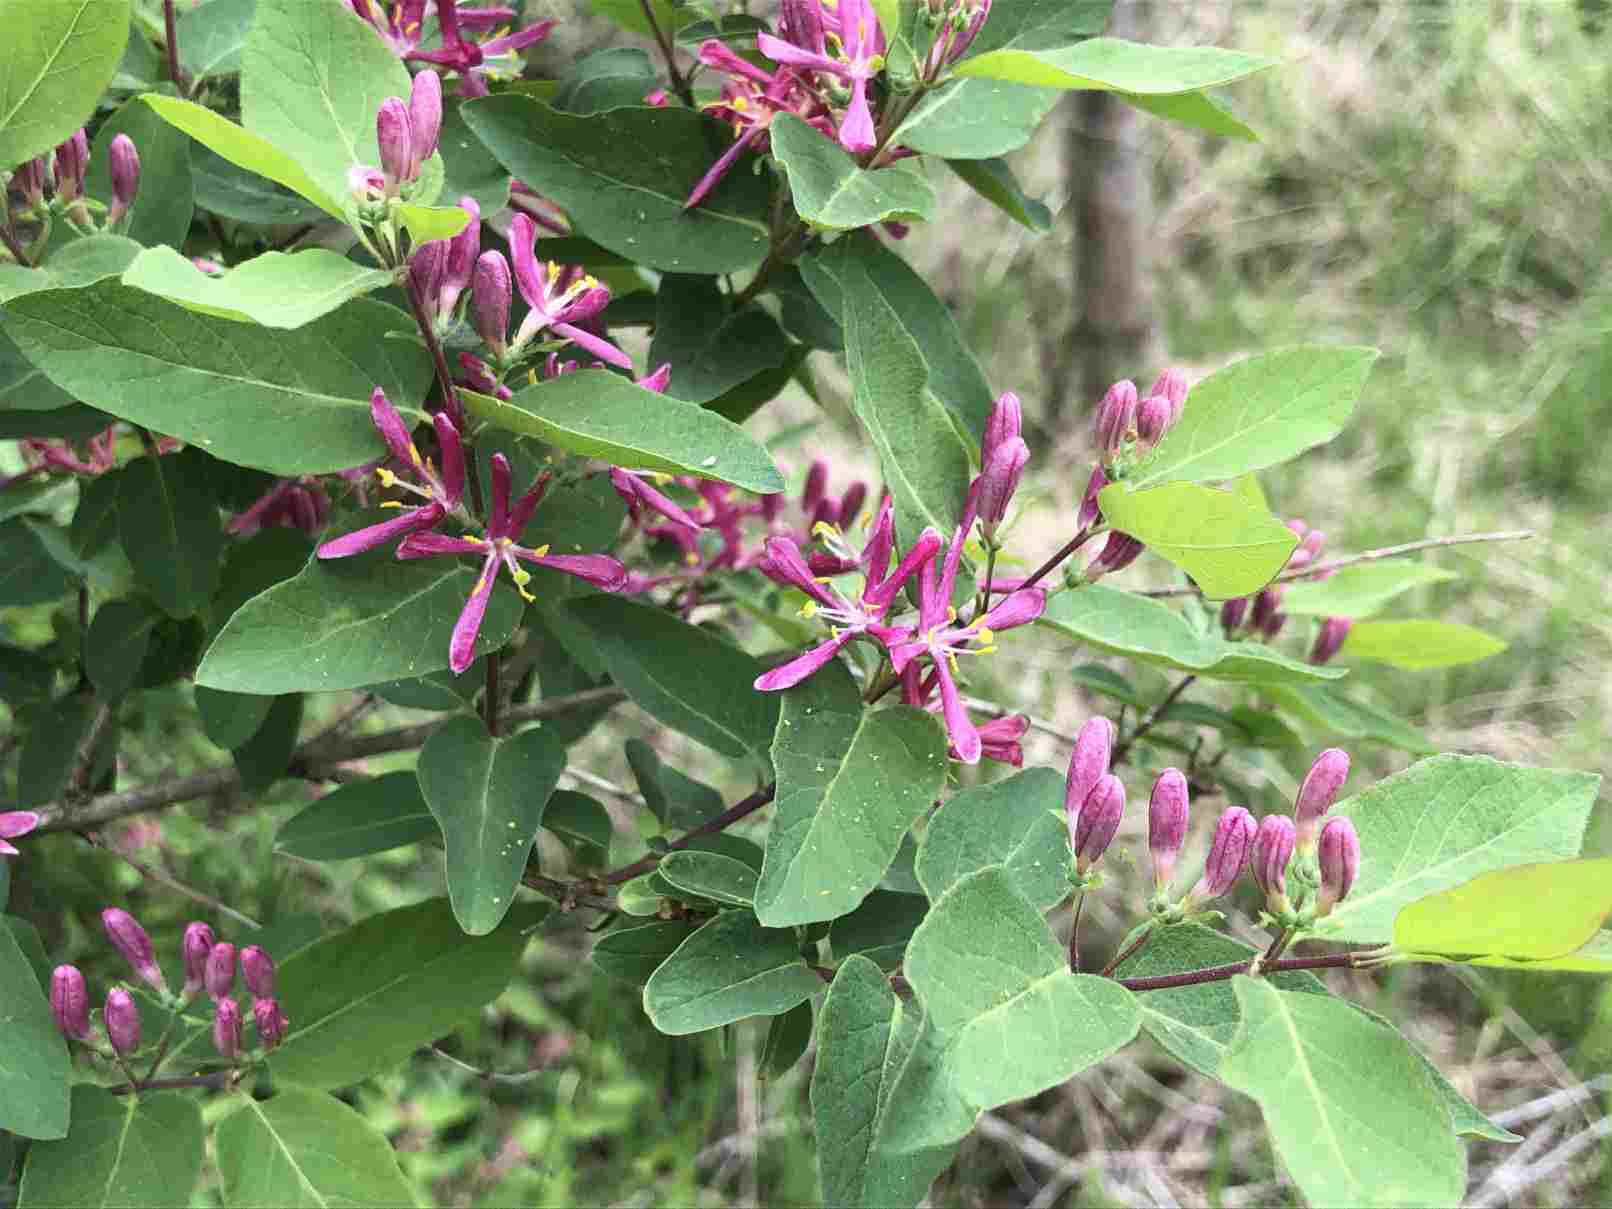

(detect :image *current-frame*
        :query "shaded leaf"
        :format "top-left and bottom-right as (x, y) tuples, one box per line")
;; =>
(916, 767), (1070, 911)
(625, 739), (725, 829)
(771, 114), (936, 230)
(19, 1086), (201, 1204)
(592, 919), (697, 985)
(117, 451), (223, 617)
(0, 0), (131, 169)
(1341, 619), (1507, 670)
(0, 919), (69, 1139)
(86, 96), (195, 249)
(122, 246), (396, 328)
(828, 891), (930, 970)
(643, 910), (823, 1035)
(946, 157), (1053, 231)
(1279, 563), (1458, 619)
(275, 770), (440, 860)
(649, 275), (795, 405)
(231, 692), (304, 793)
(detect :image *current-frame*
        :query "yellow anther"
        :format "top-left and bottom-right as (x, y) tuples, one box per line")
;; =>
(733, 96), (750, 112)
(547, 262), (562, 287)
(376, 467), (397, 487)
(976, 626), (996, 646)
(379, 500), (404, 510)
(813, 576), (834, 585)
(684, 552), (700, 566)
(465, 534), (487, 547)
(799, 601), (820, 619)
(408, 443), (422, 467)
(946, 606), (958, 622)
(511, 568), (532, 586)
(528, 367), (537, 386)
(533, 543), (551, 557)
(811, 520), (842, 541)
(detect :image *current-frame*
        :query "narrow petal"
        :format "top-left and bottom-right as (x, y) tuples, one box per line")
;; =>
(756, 33), (846, 78)
(522, 551), (628, 592)
(860, 495), (895, 586)
(369, 387), (416, 464)
(0, 839), (17, 857)
(449, 554), (500, 673)
(981, 587), (1046, 631)
(885, 638), (927, 674)
(758, 535), (838, 606)
(552, 322), (633, 370)
(480, 18), (555, 55)
(316, 505), (442, 559)
(686, 126), (763, 210)
(0, 811), (40, 840)
(934, 661), (980, 764)
(866, 526), (941, 609)
(489, 453), (513, 536)
(754, 633), (854, 691)
(698, 39), (775, 85)
(431, 412), (465, 506)
(637, 363), (672, 393)
(506, 213), (545, 311)
(613, 468), (701, 533)
(395, 529), (483, 559)
(507, 471), (552, 538)
(838, 80), (877, 154)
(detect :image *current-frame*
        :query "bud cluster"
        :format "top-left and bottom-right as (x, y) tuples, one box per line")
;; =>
(1093, 368), (1189, 470)
(1219, 520), (1351, 663)
(4, 127), (141, 246)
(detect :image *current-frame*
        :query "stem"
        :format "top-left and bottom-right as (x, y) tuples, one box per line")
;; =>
(1111, 675), (1197, 764)
(109, 1072), (234, 1097)
(979, 542), (999, 616)
(732, 220), (808, 309)
(601, 783), (776, 885)
(1261, 927), (1296, 966)
(162, 0), (189, 94)
(1115, 950), (1372, 993)
(142, 1000), (191, 1080)
(80, 832), (263, 930)
(403, 272), (485, 515)
(1100, 925), (1155, 978)
(0, 222), (32, 267)
(1141, 530), (1536, 598)
(1016, 527), (1099, 595)
(1068, 891), (1085, 971)
(67, 702), (116, 801)
(638, 0), (695, 107)
(484, 652), (501, 737)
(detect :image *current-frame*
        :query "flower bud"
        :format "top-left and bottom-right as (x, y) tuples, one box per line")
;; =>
(1250, 587), (1283, 633)
(102, 908), (165, 991)
(106, 134), (140, 226)
(14, 155), (48, 207)
(801, 459), (829, 513)
(1087, 531), (1145, 580)
(1315, 817), (1361, 917)
(1064, 716), (1115, 819)
(213, 997), (242, 1060)
(1188, 806), (1256, 903)
(376, 97), (414, 187)
(1094, 379), (1138, 459)
(1149, 367), (1189, 424)
(105, 988), (140, 1056)
(50, 965), (91, 1041)
(471, 251), (512, 356)
(438, 197), (480, 316)
(1251, 814), (1297, 911)
(976, 436), (1028, 534)
(981, 390), (1022, 469)
(1070, 773), (1125, 874)
(253, 997), (288, 1050)
(348, 162), (386, 201)
(1077, 464), (1106, 530)
(181, 922), (215, 996)
(409, 239), (447, 318)
(204, 942), (236, 1001)
(1295, 747), (1350, 848)
(1147, 768), (1190, 890)
(1220, 596), (1249, 634)
(1135, 394), (1172, 447)
(408, 70), (443, 175)
(239, 946), (275, 1000)
(1310, 616), (1351, 665)
(1288, 528), (1326, 571)
(53, 129), (89, 203)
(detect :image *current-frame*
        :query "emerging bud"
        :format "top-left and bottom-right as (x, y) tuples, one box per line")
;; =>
(50, 965), (91, 1041)
(181, 922), (216, 996)
(1135, 394), (1172, 447)
(102, 908), (165, 991)
(1087, 532), (1145, 580)
(981, 390), (1022, 469)
(376, 97), (414, 187)
(1315, 817), (1361, 917)
(438, 197), (480, 316)
(1094, 379), (1138, 459)
(1287, 528), (1326, 571)
(1064, 716), (1115, 820)
(1310, 616), (1351, 665)
(53, 129), (89, 203)
(1220, 596), (1249, 635)
(239, 946), (275, 1000)
(204, 942), (237, 1001)
(471, 250), (512, 357)
(1149, 367), (1189, 424)
(1070, 774), (1125, 874)
(1077, 464), (1106, 530)
(838, 481), (868, 526)
(408, 70), (444, 176)
(1251, 814), (1297, 911)
(213, 997), (242, 1060)
(106, 134), (140, 226)
(1251, 587), (1283, 633)
(1295, 748), (1350, 848)
(801, 460), (829, 514)
(409, 239), (447, 317)
(976, 436), (1029, 535)
(1188, 806), (1257, 904)
(105, 988), (140, 1056)
(1147, 768), (1190, 890)
(253, 997), (289, 1050)
(348, 162), (386, 201)
(14, 155), (48, 207)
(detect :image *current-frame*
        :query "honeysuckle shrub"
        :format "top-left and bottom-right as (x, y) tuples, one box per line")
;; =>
(0, 1), (1606, 1205)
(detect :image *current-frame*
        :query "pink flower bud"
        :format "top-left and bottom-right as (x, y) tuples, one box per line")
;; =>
(102, 908), (165, 991)
(213, 997), (242, 1060)
(981, 390), (1022, 469)
(1251, 587), (1283, 633)
(53, 129), (89, 203)
(1310, 616), (1351, 665)
(439, 197), (480, 316)
(1149, 367), (1189, 424)
(348, 163), (386, 201)
(15, 155), (47, 206)
(50, 965), (91, 1041)
(105, 988), (140, 1056)
(1189, 806), (1256, 903)
(409, 239), (447, 317)
(1251, 814), (1296, 909)
(1094, 379), (1138, 459)
(471, 251), (512, 356)
(204, 942), (236, 1001)
(106, 134), (140, 226)
(239, 946), (275, 1000)
(1148, 768), (1190, 889)
(1295, 748), (1350, 847)
(801, 459), (829, 513)
(408, 70), (443, 174)
(376, 97), (414, 186)
(1287, 528), (1326, 571)
(1077, 464), (1106, 530)
(644, 87), (669, 106)
(976, 436), (1028, 532)
(1135, 394), (1172, 447)
(838, 481), (868, 526)
(181, 922), (215, 996)
(1315, 817), (1361, 917)
(1064, 716), (1115, 819)
(1070, 774), (1125, 874)
(253, 997), (289, 1050)
(1220, 596), (1249, 634)
(1087, 532), (1145, 580)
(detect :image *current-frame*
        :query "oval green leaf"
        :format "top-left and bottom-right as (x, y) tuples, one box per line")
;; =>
(0, 0), (131, 169)
(19, 1085), (202, 1205)
(1394, 859), (1612, 964)
(276, 770), (440, 860)
(1340, 619), (1507, 670)
(770, 114), (936, 231)
(1098, 479), (1298, 598)
(643, 910), (824, 1035)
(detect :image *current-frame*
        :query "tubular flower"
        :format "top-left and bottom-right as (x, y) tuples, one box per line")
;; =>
(50, 966), (91, 1042)
(102, 908), (165, 992)
(397, 454), (627, 673)
(1186, 806), (1257, 906)
(105, 989), (140, 1056)
(507, 214), (631, 368)
(685, 53), (824, 209)
(1147, 768), (1190, 890)
(0, 810), (39, 857)
(920, 0), (991, 79)
(1315, 817), (1361, 918)
(1295, 747), (1350, 849)
(1310, 616), (1351, 665)
(973, 712), (1029, 766)
(348, 1), (553, 95)
(228, 477), (330, 537)
(1251, 814), (1297, 914)
(758, 0), (887, 153)
(317, 389), (466, 559)
(1069, 773), (1125, 875)
(213, 997), (242, 1060)
(181, 923), (215, 997)
(106, 134), (140, 227)
(1064, 717), (1115, 822)
(204, 942), (237, 1001)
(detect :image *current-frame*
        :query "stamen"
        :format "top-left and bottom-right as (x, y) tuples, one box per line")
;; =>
(376, 467), (397, 486)
(379, 500), (404, 510)
(799, 601), (820, 619)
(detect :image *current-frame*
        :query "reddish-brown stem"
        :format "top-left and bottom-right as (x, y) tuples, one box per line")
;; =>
(1068, 892), (1086, 971)
(0, 222), (32, 267)
(600, 783), (777, 885)
(1100, 926), (1155, 978)
(163, 0), (189, 94)
(1115, 951), (1368, 992)
(1015, 528), (1099, 595)
(637, 0), (695, 107)
(403, 271), (483, 515)
(109, 1072), (234, 1097)
(1111, 675), (1197, 764)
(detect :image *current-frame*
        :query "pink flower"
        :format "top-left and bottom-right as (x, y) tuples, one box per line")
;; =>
(507, 214), (631, 368)
(757, 0), (886, 153)
(0, 811), (39, 857)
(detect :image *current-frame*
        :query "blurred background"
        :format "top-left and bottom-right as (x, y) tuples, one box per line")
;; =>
(12, 0), (1612, 1205)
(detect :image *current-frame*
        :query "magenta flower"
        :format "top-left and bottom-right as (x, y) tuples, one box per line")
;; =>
(348, 1), (553, 95)
(0, 810), (39, 857)
(507, 214), (631, 369)
(228, 477), (330, 537)
(397, 454), (627, 673)
(685, 50), (825, 210)
(757, 0), (886, 152)
(317, 389), (466, 559)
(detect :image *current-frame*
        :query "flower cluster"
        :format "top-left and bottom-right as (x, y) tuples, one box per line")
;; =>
(52, 912), (288, 1066)
(347, 0), (554, 96)
(1220, 519), (1352, 663)
(6, 126), (140, 242)
(350, 69), (443, 205)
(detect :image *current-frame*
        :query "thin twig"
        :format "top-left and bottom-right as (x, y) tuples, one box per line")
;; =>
(638, 0), (695, 106)
(1115, 950), (1375, 992)
(80, 833), (264, 930)
(108, 1072), (234, 1097)
(429, 1045), (549, 1086)
(1112, 675), (1196, 764)
(518, 870), (619, 914)
(1069, 891), (1086, 971)
(0, 223), (32, 267)
(601, 784), (777, 885)
(1017, 527), (1100, 594)
(67, 701), (117, 800)
(162, 0), (189, 94)
(1101, 926), (1156, 978)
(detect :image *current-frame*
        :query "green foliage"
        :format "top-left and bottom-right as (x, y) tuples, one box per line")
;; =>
(274, 771), (440, 860)
(649, 275), (796, 405)
(1341, 619), (1508, 669)
(642, 910), (824, 1035)
(1279, 563), (1458, 618)
(0, 0), (131, 168)
(0, 920), (68, 1139)
(914, 767), (1070, 911)
(1394, 859), (1612, 968)
(956, 36), (1277, 97)
(117, 451), (223, 617)
(177, 0), (257, 83)
(122, 247), (397, 328)
(18, 1085), (203, 1206)
(87, 99), (196, 250)
(771, 115), (936, 231)
(1098, 479), (1298, 598)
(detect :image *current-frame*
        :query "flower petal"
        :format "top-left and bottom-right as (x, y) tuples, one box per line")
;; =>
(431, 412), (466, 507)
(521, 551), (628, 592)
(934, 661), (980, 764)
(506, 471), (552, 539)
(316, 504), (443, 559)
(449, 554), (500, 673)
(507, 213), (545, 311)
(369, 387), (416, 465)
(489, 452), (513, 536)
(0, 811), (40, 840)
(754, 632), (854, 691)
(395, 528), (483, 559)
(756, 32), (845, 78)
(552, 322), (633, 370)
(758, 535), (838, 606)
(982, 587), (1046, 631)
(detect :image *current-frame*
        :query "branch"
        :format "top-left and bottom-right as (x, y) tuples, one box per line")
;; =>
(108, 1071), (235, 1096)
(162, 0), (189, 94)
(1114, 949), (1378, 992)
(33, 686), (628, 834)
(1140, 530), (1536, 598)
(0, 223), (32, 267)
(1111, 675), (1196, 764)
(79, 833), (264, 931)
(638, 0), (695, 107)
(600, 783), (775, 885)
(1014, 527), (1100, 595)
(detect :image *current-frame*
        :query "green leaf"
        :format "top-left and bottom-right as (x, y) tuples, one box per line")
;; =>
(85, 599), (160, 700)
(915, 767), (1070, 912)
(19, 1086), (202, 1205)
(757, 662), (948, 927)
(554, 47), (658, 114)
(675, 15), (770, 47)
(463, 373), (785, 493)
(761, 999), (814, 1079)
(828, 891), (930, 970)
(946, 156), (1053, 232)
(643, 910), (824, 1035)
(0, 918), (68, 1139)
(214, 1086), (417, 1209)
(240, 0), (429, 210)
(648, 275), (795, 405)
(178, 0), (256, 81)
(1394, 859), (1612, 965)
(543, 790), (612, 867)
(276, 770), (440, 860)
(396, 200), (470, 245)
(591, 920), (697, 985)
(565, 596), (779, 764)
(271, 897), (542, 1089)
(625, 739), (725, 829)
(801, 234), (995, 441)
(1127, 347), (1380, 489)
(0, 643), (57, 703)
(121, 246), (397, 329)
(189, 144), (329, 224)
(813, 957), (959, 1209)
(0, 519), (73, 607)
(1098, 479), (1298, 598)
(770, 114), (936, 230)
(1038, 584), (1345, 685)
(587, 0), (697, 38)
(1279, 563), (1458, 618)
(0, 234), (143, 304)
(118, 451), (223, 617)
(1453, 929), (1612, 974)
(4, 916), (50, 989)
(0, 0), (131, 169)
(893, 78), (1062, 160)
(1219, 977), (1467, 1209)
(231, 692), (303, 792)
(2, 283), (432, 475)
(1266, 684), (1436, 755)
(211, 527), (315, 627)
(417, 718), (567, 935)
(904, 868), (1141, 1112)
(142, 95), (343, 217)
(1326, 754), (1601, 943)
(956, 36), (1278, 95)
(460, 94), (772, 273)
(962, 0), (1114, 56)
(436, 100), (510, 214)
(1, 326), (72, 412)
(86, 97), (195, 250)
(196, 543), (524, 694)
(657, 850), (759, 907)
(1341, 619), (1508, 670)
(1121, 88), (1259, 141)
